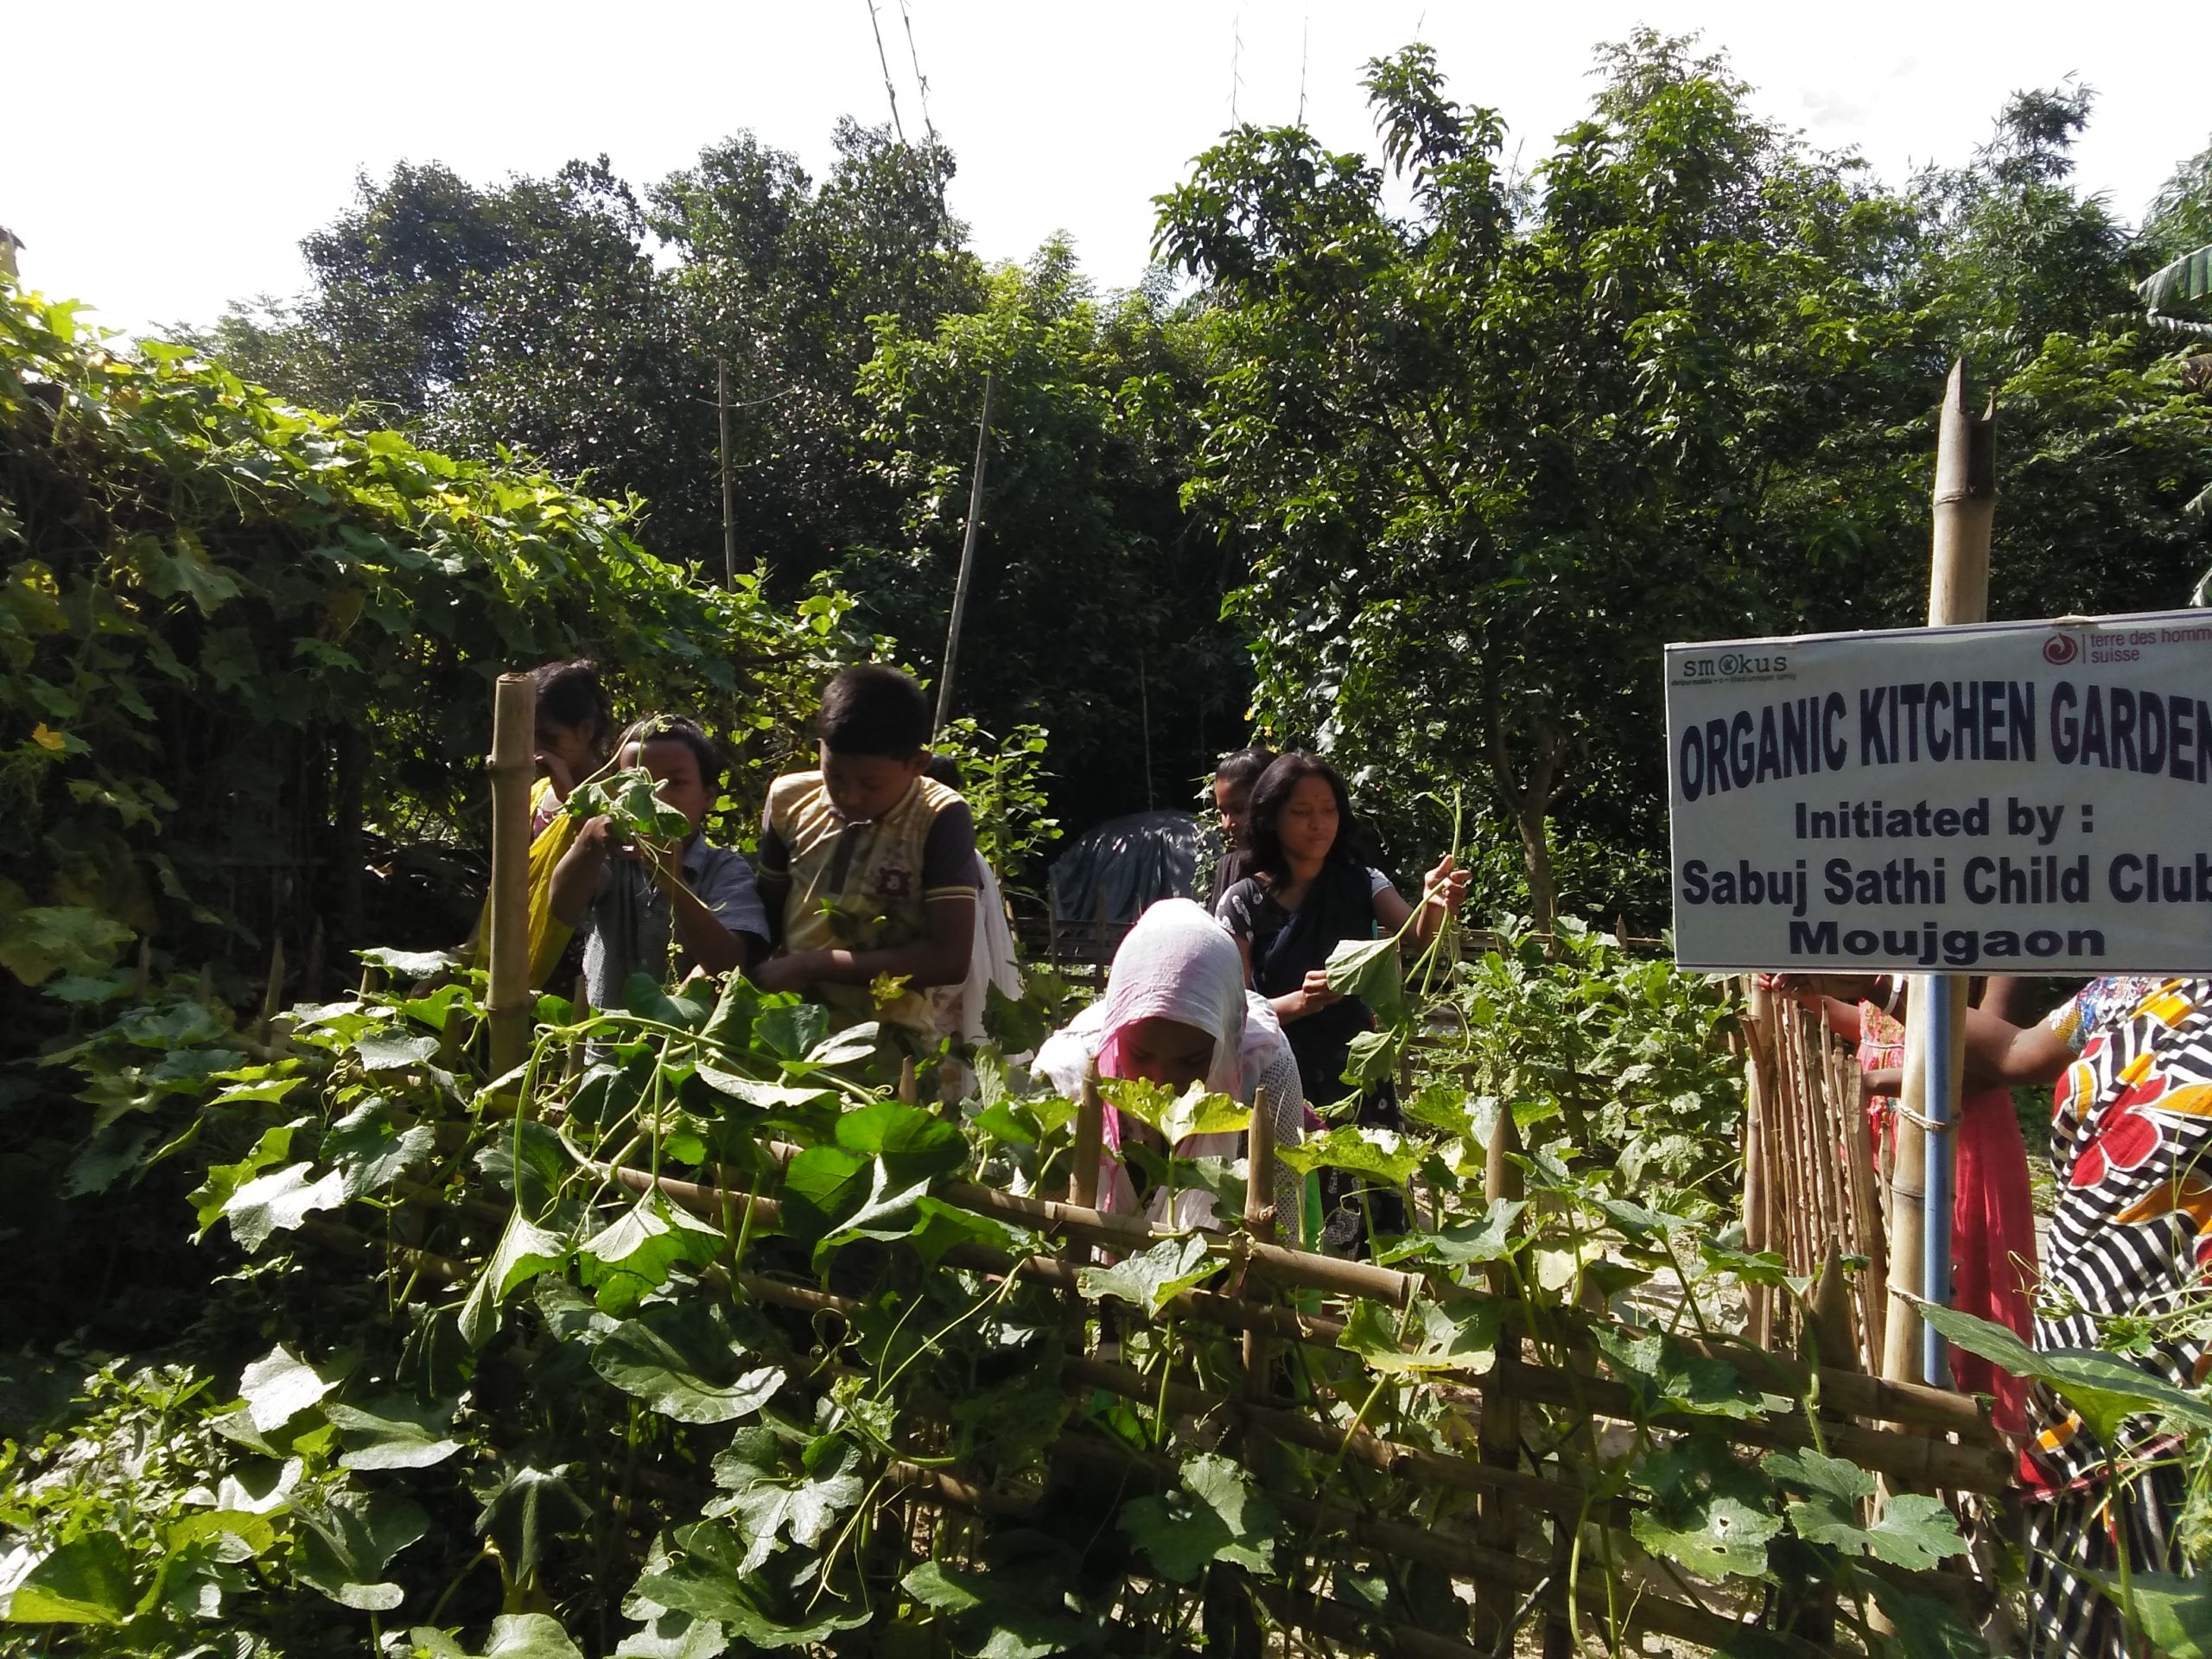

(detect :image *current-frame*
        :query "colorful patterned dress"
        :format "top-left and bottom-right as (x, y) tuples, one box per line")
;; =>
(2025, 976), (2212, 1658)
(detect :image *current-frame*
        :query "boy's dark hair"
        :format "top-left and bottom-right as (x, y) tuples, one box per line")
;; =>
(531, 658), (612, 741)
(1215, 746), (1275, 794)
(1247, 750), (1361, 884)
(924, 753), (964, 791)
(819, 664), (931, 758)
(626, 714), (723, 791)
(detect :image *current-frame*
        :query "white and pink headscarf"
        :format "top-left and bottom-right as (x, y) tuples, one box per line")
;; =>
(1033, 899), (1305, 1226)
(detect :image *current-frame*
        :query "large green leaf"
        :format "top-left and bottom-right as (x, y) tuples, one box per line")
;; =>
(0, 905), (134, 987)
(1077, 1234), (1217, 1315)
(321, 1099), (435, 1199)
(577, 1189), (724, 1314)
(0, 1534), (136, 1624)
(1630, 1435), (1778, 1580)
(225, 1160), (346, 1251)
(1918, 1301), (2212, 1442)
(614, 1611), (730, 1659)
(460, 1211), (571, 1347)
(1324, 933), (1405, 1026)
(1117, 1452), (1281, 1581)
(590, 1308), (784, 1424)
(474, 1464), (589, 1586)
(1338, 1296), (1501, 1374)
(2079, 1567), (2212, 1658)
(1597, 1326), (1775, 1421)
(327, 1395), (465, 1471)
(705, 1435), (865, 1574)
(238, 1344), (335, 1432)
(1101, 1078), (1249, 1144)
(1761, 1448), (1964, 1570)
(293, 1488), (429, 1611)
(1276, 1124), (1423, 1185)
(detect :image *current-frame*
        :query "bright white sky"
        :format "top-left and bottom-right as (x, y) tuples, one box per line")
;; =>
(7, 1), (2209, 338)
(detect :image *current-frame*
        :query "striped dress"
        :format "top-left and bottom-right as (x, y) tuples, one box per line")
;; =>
(2025, 976), (2212, 1658)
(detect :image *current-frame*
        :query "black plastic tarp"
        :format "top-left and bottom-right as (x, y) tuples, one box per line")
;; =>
(1047, 810), (1203, 925)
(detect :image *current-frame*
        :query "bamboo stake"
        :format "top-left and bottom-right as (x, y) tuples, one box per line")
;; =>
(1475, 1105), (1525, 1648)
(1241, 1089), (1276, 1401)
(1741, 984), (1773, 1348)
(486, 672), (537, 1080)
(931, 372), (995, 733)
(1069, 1063), (1103, 1210)
(1884, 361), (1993, 1392)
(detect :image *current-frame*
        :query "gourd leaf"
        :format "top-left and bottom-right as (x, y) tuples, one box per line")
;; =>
(189, 1124), (296, 1236)
(469, 1614), (587, 1659)
(1596, 1327), (1776, 1421)
(224, 1160), (347, 1251)
(1276, 1125), (1422, 1185)
(474, 1464), (590, 1586)
(1324, 933), (1405, 1026)
(322, 1100), (435, 1199)
(753, 999), (830, 1061)
(1342, 1027), (1402, 1090)
(691, 1065), (837, 1111)
(704, 1436), (865, 1574)
(357, 945), (461, 980)
(566, 768), (692, 841)
(1629, 1435), (1779, 1580)
(633, 1522), (868, 1647)
(1077, 1235), (1217, 1315)
(238, 1344), (336, 1432)
(460, 1212), (571, 1347)
(577, 1189), (724, 1314)
(1338, 1297), (1501, 1374)
(355, 1027), (441, 1071)
(590, 1308), (784, 1424)
(2077, 1568), (2212, 1658)
(293, 1488), (429, 1611)
(1118, 1453), (1281, 1582)
(0, 1534), (135, 1624)
(1761, 1447), (1965, 1569)
(613, 1611), (730, 1659)
(327, 1394), (465, 1471)
(1424, 1198), (1527, 1265)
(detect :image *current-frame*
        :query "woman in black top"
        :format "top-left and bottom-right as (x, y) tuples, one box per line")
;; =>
(1217, 753), (1467, 1250)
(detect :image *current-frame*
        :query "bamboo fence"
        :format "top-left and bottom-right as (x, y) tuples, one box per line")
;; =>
(317, 1067), (2007, 1659)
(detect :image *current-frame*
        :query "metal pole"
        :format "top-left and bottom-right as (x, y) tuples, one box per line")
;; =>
(717, 357), (736, 588)
(933, 372), (995, 733)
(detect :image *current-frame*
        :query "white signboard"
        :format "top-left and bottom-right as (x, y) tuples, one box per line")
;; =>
(1664, 610), (2212, 973)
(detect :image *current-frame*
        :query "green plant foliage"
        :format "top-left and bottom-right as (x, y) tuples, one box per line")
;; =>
(0, 284), (873, 999)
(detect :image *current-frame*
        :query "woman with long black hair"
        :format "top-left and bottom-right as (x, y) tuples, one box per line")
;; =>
(1217, 751), (1466, 1252)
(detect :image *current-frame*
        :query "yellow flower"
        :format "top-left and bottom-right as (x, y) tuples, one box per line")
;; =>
(30, 723), (65, 752)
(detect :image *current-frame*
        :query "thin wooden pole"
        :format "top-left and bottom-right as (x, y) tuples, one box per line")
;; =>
(1242, 1088), (1277, 1400)
(716, 357), (737, 588)
(1884, 361), (1994, 1391)
(1476, 1105), (1528, 1649)
(933, 372), (995, 734)
(1069, 1062), (1103, 1211)
(1742, 984), (1773, 1349)
(486, 673), (537, 1080)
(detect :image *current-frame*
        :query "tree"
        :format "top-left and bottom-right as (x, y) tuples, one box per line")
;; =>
(1156, 35), (1927, 925)
(849, 244), (1246, 829)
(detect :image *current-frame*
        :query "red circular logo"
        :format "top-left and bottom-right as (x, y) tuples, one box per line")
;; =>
(2044, 632), (2080, 664)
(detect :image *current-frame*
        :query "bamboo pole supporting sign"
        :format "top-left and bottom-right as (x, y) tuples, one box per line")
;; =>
(1882, 361), (1995, 1392)
(486, 672), (537, 1081)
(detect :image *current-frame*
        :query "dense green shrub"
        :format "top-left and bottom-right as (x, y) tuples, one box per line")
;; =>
(0, 289), (871, 1005)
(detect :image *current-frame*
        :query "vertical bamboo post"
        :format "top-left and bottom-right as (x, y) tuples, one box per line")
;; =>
(1883, 361), (1993, 1391)
(1476, 1105), (1528, 1649)
(1241, 1089), (1277, 1401)
(1741, 983), (1773, 1348)
(486, 672), (537, 1081)
(1069, 1063), (1103, 1211)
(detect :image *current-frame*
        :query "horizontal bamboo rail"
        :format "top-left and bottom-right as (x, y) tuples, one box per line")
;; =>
(303, 1201), (1993, 1639)
(609, 1162), (1990, 1440)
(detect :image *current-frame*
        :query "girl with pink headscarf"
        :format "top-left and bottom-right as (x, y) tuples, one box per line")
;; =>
(1033, 899), (1306, 1231)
